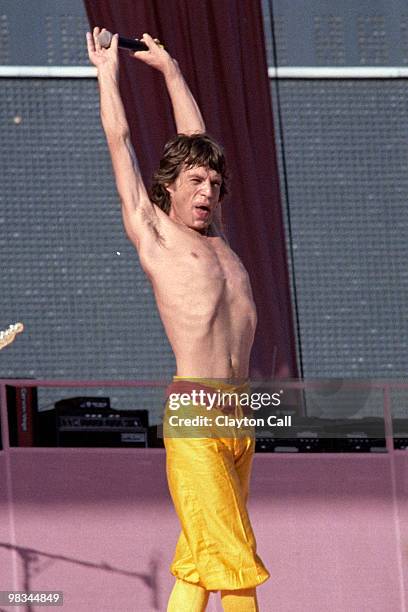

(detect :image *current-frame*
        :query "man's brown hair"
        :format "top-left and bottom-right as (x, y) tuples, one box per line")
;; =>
(150, 133), (228, 215)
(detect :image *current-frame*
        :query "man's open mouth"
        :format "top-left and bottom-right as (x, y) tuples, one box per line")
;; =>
(194, 205), (211, 221)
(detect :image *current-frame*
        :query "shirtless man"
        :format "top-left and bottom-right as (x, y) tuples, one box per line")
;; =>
(87, 28), (269, 611)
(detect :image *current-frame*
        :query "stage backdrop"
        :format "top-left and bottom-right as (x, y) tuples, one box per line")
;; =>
(84, 0), (298, 379)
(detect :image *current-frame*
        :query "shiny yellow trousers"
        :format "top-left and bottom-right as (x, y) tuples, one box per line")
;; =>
(167, 578), (260, 611)
(164, 379), (270, 605)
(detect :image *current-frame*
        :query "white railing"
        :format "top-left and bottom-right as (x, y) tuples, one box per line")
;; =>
(0, 66), (408, 79)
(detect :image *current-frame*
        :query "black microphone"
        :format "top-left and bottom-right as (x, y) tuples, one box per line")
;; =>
(98, 30), (149, 52)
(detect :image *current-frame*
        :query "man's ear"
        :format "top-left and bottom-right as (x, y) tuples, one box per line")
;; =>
(165, 181), (175, 196)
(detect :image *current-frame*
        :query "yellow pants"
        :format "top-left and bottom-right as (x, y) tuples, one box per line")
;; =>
(164, 378), (270, 597)
(167, 579), (260, 611)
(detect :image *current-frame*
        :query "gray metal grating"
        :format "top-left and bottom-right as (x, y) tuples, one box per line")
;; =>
(261, 0), (408, 67)
(270, 78), (408, 382)
(0, 79), (175, 390)
(0, 0), (90, 66)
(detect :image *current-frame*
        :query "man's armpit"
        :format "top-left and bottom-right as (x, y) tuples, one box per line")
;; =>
(140, 206), (166, 247)
(122, 204), (165, 248)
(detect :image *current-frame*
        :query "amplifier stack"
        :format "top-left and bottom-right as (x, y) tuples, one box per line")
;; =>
(6, 386), (148, 448)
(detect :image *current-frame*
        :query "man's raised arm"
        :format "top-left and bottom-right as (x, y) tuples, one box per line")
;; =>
(133, 34), (226, 237)
(86, 28), (160, 249)
(133, 33), (205, 135)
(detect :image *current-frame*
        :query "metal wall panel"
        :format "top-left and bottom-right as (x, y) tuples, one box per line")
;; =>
(0, 0), (90, 65)
(261, 0), (408, 66)
(261, 0), (408, 391)
(270, 78), (408, 381)
(0, 78), (174, 419)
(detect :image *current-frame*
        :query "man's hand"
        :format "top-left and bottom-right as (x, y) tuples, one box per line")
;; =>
(131, 32), (205, 134)
(86, 27), (119, 81)
(131, 33), (176, 78)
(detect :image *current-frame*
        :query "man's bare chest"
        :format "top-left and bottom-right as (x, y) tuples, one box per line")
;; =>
(179, 238), (247, 287)
(144, 235), (253, 305)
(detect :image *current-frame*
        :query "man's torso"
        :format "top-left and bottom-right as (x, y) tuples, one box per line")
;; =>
(137, 206), (257, 378)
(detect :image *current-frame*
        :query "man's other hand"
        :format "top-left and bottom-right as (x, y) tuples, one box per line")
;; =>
(130, 32), (177, 77)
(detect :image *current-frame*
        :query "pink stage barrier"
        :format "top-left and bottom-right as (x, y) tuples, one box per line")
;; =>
(0, 380), (407, 611)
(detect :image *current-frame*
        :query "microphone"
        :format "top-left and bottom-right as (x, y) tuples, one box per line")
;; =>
(98, 30), (149, 52)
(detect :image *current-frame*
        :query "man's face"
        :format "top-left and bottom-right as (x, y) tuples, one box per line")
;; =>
(166, 164), (222, 232)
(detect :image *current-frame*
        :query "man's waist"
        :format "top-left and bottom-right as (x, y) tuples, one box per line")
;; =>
(166, 377), (251, 414)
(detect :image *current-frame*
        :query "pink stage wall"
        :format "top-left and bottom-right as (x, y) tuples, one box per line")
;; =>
(1, 383), (407, 611)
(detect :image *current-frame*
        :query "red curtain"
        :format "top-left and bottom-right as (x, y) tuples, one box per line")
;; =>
(84, 0), (298, 379)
